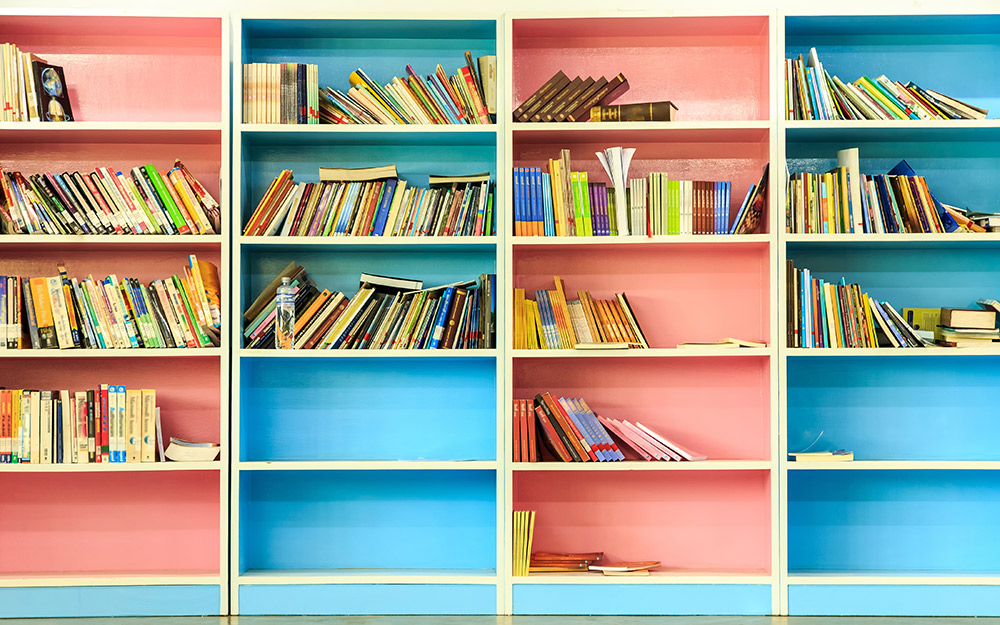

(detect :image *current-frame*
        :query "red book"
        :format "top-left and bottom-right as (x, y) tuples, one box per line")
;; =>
(533, 405), (573, 462)
(518, 398), (529, 463)
(526, 399), (538, 463)
(542, 392), (596, 461)
(513, 398), (522, 462)
(100, 384), (110, 463)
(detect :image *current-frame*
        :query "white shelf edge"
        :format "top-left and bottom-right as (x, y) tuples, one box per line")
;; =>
(0, 574), (222, 588)
(238, 348), (497, 358)
(784, 347), (1000, 357)
(511, 347), (773, 358)
(512, 572), (774, 585)
(0, 461), (222, 473)
(0, 121), (225, 132)
(238, 460), (498, 471)
(239, 123), (497, 133)
(786, 461), (1000, 470)
(783, 119), (1000, 131)
(512, 460), (771, 471)
(784, 233), (1000, 244)
(512, 234), (771, 245)
(510, 120), (770, 132)
(237, 571), (498, 585)
(0, 234), (224, 245)
(237, 235), (497, 246)
(0, 348), (223, 358)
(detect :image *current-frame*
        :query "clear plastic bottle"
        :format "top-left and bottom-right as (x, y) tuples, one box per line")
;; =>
(275, 277), (295, 349)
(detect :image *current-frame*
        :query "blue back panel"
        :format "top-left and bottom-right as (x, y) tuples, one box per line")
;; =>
(239, 583), (496, 615)
(788, 470), (1000, 572)
(787, 355), (1000, 460)
(241, 356), (496, 461)
(0, 586), (220, 618)
(789, 584), (1000, 616)
(240, 469), (496, 571)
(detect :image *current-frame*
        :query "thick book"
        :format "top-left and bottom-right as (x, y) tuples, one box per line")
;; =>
(564, 73), (629, 123)
(513, 70), (568, 121)
(940, 307), (996, 330)
(319, 164), (398, 182)
(590, 100), (677, 122)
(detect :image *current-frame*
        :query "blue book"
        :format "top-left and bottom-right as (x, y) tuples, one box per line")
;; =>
(559, 397), (606, 461)
(370, 178), (398, 236)
(573, 397), (625, 461)
(54, 397), (63, 464)
(513, 167), (523, 235)
(729, 183), (755, 234)
(428, 287), (456, 349)
(531, 167), (543, 235)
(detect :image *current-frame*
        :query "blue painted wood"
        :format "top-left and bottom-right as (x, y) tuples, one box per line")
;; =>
(787, 355), (1000, 460)
(239, 583), (496, 615)
(240, 357), (496, 461)
(789, 470), (1000, 573)
(239, 469), (496, 571)
(0, 585), (220, 618)
(789, 584), (1000, 616)
(513, 584), (772, 615)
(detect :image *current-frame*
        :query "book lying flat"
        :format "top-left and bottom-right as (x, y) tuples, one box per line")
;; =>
(428, 172), (491, 185)
(788, 450), (854, 462)
(589, 560), (660, 572)
(318, 164), (398, 182)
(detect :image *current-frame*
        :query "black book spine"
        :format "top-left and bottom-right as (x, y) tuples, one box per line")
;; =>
(32, 174), (80, 234)
(86, 389), (96, 463)
(143, 283), (176, 348)
(534, 395), (581, 462)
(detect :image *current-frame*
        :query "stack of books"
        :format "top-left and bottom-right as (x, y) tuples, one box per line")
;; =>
(530, 552), (604, 574)
(513, 276), (648, 350)
(318, 54), (495, 125)
(935, 307), (999, 348)
(0, 258), (220, 350)
(0, 43), (73, 122)
(786, 47), (988, 121)
(513, 71), (629, 123)
(0, 385), (158, 464)
(513, 392), (706, 463)
(242, 62), (320, 124)
(244, 168), (495, 237)
(787, 261), (928, 348)
(0, 161), (220, 235)
(243, 265), (496, 350)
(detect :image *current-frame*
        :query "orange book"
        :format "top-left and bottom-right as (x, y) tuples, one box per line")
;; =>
(606, 298), (639, 344)
(294, 289), (332, 335)
(577, 290), (606, 343)
(29, 276), (58, 349)
(551, 277), (577, 346)
(525, 399), (538, 462)
(545, 392), (598, 461)
(595, 299), (624, 343)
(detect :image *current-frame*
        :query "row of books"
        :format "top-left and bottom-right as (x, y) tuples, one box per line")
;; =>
(512, 71), (629, 123)
(242, 62), (320, 124)
(243, 168), (495, 237)
(0, 258), (221, 351)
(0, 385), (156, 464)
(1, 42), (74, 122)
(0, 160), (220, 235)
(787, 261), (928, 349)
(513, 277), (648, 350)
(319, 55), (495, 125)
(243, 264), (496, 350)
(512, 151), (768, 237)
(515, 392), (706, 463)
(785, 48), (988, 121)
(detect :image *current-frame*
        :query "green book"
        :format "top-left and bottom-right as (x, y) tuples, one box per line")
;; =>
(143, 164), (190, 233)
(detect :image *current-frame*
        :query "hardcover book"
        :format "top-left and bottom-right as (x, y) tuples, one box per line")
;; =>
(31, 61), (73, 122)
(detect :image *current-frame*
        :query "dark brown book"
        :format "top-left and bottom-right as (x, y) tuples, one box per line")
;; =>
(590, 100), (678, 122)
(513, 70), (569, 121)
(439, 288), (468, 348)
(528, 76), (582, 123)
(564, 73), (629, 122)
(555, 76), (607, 122)
(540, 76), (594, 122)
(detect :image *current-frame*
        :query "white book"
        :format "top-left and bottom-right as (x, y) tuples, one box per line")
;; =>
(39, 390), (52, 464)
(836, 147), (864, 234)
(46, 276), (75, 349)
(126, 388), (141, 463)
(29, 389), (41, 464)
(140, 389), (156, 462)
(60, 389), (73, 464)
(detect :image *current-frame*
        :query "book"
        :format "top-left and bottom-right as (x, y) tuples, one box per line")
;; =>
(564, 73), (630, 123)
(318, 164), (398, 182)
(940, 307), (997, 330)
(590, 101), (677, 122)
(677, 337), (767, 349)
(589, 561), (661, 573)
(164, 437), (220, 462)
(31, 61), (73, 122)
(789, 450), (854, 462)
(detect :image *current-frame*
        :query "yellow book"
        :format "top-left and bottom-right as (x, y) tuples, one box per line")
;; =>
(514, 288), (525, 350)
(29, 276), (57, 349)
(349, 71), (406, 124)
(126, 388), (142, 463)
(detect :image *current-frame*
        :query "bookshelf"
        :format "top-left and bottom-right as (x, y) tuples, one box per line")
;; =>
(0, 11), (228, 618)
(231, 15), (502, 616)
(779, 12), (1000, 617)
(504, 12), (779, 615)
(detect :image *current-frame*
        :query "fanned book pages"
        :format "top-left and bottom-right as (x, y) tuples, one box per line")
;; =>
(0, 385), (165, 464)
(0, 259), (220, 350)
(0, 161), (220, 235)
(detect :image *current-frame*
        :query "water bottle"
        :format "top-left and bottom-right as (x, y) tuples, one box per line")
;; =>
(275, 277), (295, 349)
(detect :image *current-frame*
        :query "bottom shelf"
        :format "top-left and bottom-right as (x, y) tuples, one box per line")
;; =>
(512, 583), (773, 615)
(0, 584), (223, 618)
(787, 584), (1000, 617)
(236, 582), (497, 615)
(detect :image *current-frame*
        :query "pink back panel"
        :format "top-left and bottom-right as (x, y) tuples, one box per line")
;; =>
(515, 356), (770, 460)
(514, 470), (770, 572)
(512, 243), (771, 346)
(0, 248), (222, 287)
(512, 130), (770, 231)
(2, 16), (222, 122)
(0, 133), (222, 200)
(0, 357), (221, 446)
(512, 17), (770, 121)
(0, 471), (219, 575)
